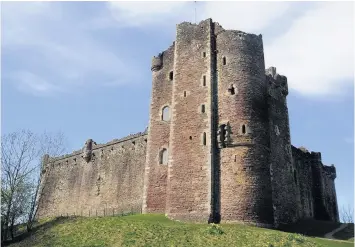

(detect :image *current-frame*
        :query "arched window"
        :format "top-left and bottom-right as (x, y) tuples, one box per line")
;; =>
(162, 106), (170, 121)
(203, 132), (206, 146)
(203, 76), (206, 86)
(169, 71), (174, 81)
(242, 124), (246, 134)
(223, 56), (226, 65)
(159, 148), (168, 165)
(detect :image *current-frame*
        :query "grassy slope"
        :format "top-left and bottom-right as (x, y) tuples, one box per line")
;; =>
(333, 224), (354, 242)
(6, 214), (354, 247)
(278, 219), (342, 238)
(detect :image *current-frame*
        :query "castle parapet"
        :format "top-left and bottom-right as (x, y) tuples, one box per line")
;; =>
(45, 130), (148, 165)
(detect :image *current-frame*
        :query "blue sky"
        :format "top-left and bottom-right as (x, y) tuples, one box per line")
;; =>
(1, 2), (354, 214)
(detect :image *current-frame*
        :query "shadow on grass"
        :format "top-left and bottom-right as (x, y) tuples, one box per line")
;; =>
(2, 216), (77, 246)
(333, 224), (354, 242)
(277, 219), (354, 241)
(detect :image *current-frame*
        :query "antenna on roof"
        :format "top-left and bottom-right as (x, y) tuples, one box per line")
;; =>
(194, 1), (197, 24)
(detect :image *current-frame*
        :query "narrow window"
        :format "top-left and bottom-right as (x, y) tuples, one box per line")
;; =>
(162, 106), (170, 121)
(228, 85), (235, 95)
(203, 76), (206, 86)
(223, 56), (226, 65)
(242, 124), (246, 134)
(201, 104), (205, 113)
(159, 148), (168, 165)
(202, 52), (206, 57)
(189, 136), (192, 140)
(169, 71), (174, 81)
(184, 91), (186, 97)
(203, 132), (206, 146)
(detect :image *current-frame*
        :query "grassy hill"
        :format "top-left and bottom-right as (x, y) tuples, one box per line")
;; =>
(278, 219), (353, 241)
(5, 214), (354, 247)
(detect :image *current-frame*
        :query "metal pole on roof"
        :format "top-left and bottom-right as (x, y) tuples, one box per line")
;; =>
(195, 1), (197, 24)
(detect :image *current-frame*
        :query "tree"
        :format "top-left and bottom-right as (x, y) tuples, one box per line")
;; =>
(26, 131), (66, 232)
(340, 203), (354, 223)
(1, 130), (66, 241)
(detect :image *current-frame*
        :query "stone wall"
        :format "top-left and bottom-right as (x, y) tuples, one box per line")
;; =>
(37, 132), (147, 218)
(322, 165), (339, 222)
(291, 147), (339, 222)
(166, 19), (213, 222)
(217, 27), (274, 226)
(37, 18), (339, 227)
(292, 146), (314, 219)
(142, 43), (174, 213)
(267, 68), (300, 226)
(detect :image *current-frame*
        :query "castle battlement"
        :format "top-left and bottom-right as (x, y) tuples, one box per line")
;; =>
(37, 18), (339, 226)
(45, 130), (147, 164)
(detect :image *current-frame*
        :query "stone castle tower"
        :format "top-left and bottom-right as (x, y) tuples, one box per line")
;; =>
(142, 18), (338, 226)
(37, 19), (339, 228)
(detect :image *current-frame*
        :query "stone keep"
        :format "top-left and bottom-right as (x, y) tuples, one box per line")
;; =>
(37, 19), (339, 227)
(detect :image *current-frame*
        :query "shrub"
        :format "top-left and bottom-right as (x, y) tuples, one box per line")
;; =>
(206, 223), (224, 235)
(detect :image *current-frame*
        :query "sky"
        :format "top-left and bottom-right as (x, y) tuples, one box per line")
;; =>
(1, 1), (354, 215)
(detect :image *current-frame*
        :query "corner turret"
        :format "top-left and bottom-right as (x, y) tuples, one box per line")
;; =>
(151, 53), (163, 72)
(266, 67), (289, 98)
(41, 154), (50, 175)
(82, 139), (94, 162)
(324, 165), (337, 180)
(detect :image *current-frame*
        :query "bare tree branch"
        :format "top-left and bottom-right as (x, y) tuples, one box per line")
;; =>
(1, 129), (67, 241)
(340, 203), (354, 223)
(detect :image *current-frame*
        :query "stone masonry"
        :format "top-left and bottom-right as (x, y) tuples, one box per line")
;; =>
(37, 19), (339, 228)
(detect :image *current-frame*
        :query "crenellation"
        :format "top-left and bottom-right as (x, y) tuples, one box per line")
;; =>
(46, 131), (147, 164)
(37, 18), (339, 227)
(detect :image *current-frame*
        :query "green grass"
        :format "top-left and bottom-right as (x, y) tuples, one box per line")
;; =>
(5, 214), (353, 247)
(278, 219), (342, 238)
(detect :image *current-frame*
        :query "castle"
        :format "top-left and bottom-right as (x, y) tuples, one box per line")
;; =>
(37, 19), (339, 228)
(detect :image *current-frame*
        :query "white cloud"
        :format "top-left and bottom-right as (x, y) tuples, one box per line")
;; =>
(105, 1), (353, 97)
(201, 1), (292, 33)
(3, 2), (353, 98)
(2, 2), (138, 95)
(265, 2), (354, 96)
(106, 1), (191, 28)
(9, 71), (61, 96)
